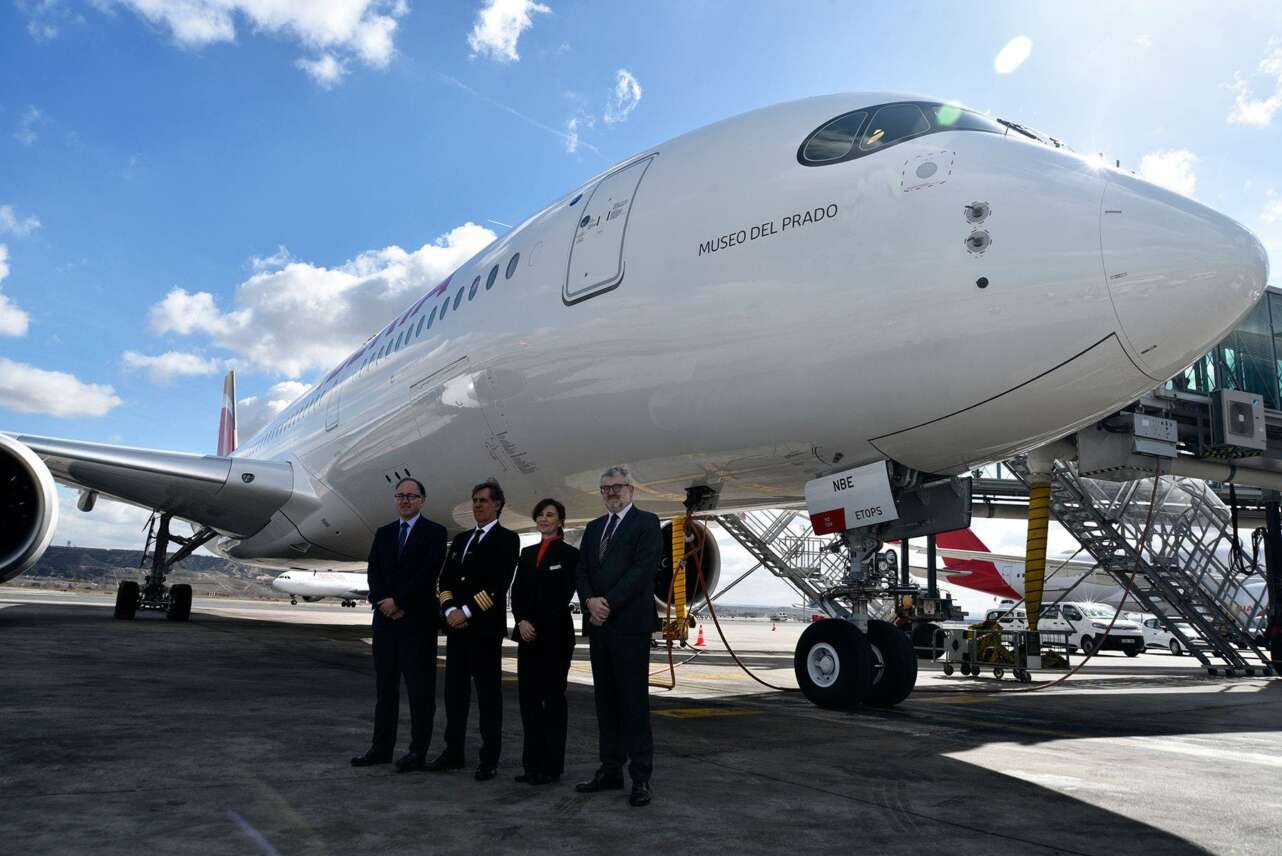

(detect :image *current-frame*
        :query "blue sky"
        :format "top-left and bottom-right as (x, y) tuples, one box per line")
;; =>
(3, 1), (1282, 605)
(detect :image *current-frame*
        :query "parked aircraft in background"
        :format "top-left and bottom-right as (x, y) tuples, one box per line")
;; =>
(1, 93), (1267, 708)
(271, 570), (367, 607)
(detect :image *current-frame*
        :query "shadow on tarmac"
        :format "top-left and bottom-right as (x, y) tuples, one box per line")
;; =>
(4, 603), (1275, 855)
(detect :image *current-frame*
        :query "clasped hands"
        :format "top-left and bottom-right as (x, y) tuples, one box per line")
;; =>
(587, 596), (610, 626)
(377, 598), (405, 620)
(446, 608), (469, 630)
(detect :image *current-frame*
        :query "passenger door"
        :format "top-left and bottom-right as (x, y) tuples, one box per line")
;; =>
(564, 154), (656, 304)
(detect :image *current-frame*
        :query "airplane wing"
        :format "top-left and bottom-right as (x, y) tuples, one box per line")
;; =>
(9, 432), (295, 536)
(2, 431), (299, 582)
(918, 544), (1098, 574)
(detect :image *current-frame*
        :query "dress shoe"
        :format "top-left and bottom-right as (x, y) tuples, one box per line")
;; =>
(395, 751), (427, 773)
(575, 772), (624, 793)
(629, 781), (652, 807)
(350, 750), (392, 767)
(425, 752), (465, 772)
(474, 766), (498, 782)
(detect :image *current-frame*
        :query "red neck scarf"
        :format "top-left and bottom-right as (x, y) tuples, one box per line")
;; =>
(536, 535), (560, 568)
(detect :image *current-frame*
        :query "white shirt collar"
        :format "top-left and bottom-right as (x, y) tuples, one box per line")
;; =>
(609, 503), (633, 523)
(474, 518), (499, 537)
(400, 514), (420, 529)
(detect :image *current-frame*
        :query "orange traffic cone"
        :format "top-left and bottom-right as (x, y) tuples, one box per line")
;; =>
(694, 626), (705, 647)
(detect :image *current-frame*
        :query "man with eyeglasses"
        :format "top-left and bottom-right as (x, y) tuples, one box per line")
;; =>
(352, 478), (448, 772)
(428, 479), (520, 781)
(574, 465), (662, 807)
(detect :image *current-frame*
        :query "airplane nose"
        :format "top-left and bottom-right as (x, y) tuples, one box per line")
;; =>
(1101, 172), (1269, 381)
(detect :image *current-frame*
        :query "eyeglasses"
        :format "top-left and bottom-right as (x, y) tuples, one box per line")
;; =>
(599, 483), (632, 495)
(394, 493), (423, 501)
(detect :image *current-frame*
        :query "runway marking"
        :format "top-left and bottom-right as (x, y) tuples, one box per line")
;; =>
(652, 706), (760, 719)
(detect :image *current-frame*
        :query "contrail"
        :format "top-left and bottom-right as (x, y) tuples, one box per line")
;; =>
(436, 73), (604, 158)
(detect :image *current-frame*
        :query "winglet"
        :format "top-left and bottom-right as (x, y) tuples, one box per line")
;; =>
(217, 370), (238, 456)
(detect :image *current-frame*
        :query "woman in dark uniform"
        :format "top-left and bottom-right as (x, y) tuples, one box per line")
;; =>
(511, 498), (579, 784)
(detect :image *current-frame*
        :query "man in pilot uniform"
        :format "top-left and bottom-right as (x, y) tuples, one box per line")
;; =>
(427, 479), (520, 780)
(351, 478), (448, 772)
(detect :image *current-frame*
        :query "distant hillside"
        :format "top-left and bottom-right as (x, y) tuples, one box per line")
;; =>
(11, 547), (277, 598)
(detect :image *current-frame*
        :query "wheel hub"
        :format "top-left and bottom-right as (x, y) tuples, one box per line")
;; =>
(807, 642), (840, 688)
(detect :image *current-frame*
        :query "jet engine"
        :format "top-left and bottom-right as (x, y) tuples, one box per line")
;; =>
(655, 519), (720, 609)
(0, 434), (59, 584)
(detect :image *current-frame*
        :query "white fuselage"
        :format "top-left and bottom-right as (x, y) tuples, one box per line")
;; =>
(271, 570), (367, 601)
(213, 93), (1267, 568)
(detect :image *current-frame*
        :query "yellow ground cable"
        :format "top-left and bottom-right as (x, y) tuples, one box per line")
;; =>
(672, 516), (688, 632)
(1024, 479), (1051, 631)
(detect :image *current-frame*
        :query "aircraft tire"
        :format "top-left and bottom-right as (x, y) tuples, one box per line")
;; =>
(167, 584), (192, 622)
(114, 581), (139, 620)
(863, 619), (917, 708)
(794, 619), (871, 709)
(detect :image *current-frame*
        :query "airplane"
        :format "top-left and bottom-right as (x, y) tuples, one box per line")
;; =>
(920, 528), (1270, 617)
(0, 92), (1267, 710)
(271, 569), (368, 607)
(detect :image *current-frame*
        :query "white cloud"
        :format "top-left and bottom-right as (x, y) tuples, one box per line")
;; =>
(564, 117), (579, 153)
(250, 245), (295, 273)
(603, 68), (642, 125)
(148, 222), (496, 377)
(1262, 194), (1282, 225)
(1139, 148), (1198, 197)
(994, 35), (1032, 75)
(295, 53), (347, 88)
(236, 380), (309, 438)
(1134, 33), (1153, 50)
(98, 1), (406, 86)
(0, 205), (42, 237)
(14, 106), (42, 146)
(122, 350), (221, 383)
(0, 358), (122, 417)
(0, 245), (31, 337)
(17, 0), (82, 41)
(467, 0), (550, 63)
(52, 485), (154, 550)
(1228, 40), (1282, 127)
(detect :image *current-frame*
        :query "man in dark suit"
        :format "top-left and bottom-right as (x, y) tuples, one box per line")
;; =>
(427, 479), (520, 781)
(352, 478), (448, 772)
(574, 465), (662, 807)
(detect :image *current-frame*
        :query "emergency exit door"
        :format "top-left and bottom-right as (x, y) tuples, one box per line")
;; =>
(563, 154), (656, 304)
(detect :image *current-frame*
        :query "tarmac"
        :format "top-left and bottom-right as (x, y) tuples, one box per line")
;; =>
(3, 588), (1281, 855)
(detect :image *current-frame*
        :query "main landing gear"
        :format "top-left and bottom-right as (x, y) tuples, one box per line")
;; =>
(113, 511), (216, 622)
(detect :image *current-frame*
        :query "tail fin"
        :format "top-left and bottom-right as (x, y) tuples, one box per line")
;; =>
(217, 370), (238, 456)
(932, 528), (1022, 599)
(934, 528), (991, 553)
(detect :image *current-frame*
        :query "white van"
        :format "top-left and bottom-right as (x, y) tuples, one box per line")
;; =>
(1037, 602), (1144, 656)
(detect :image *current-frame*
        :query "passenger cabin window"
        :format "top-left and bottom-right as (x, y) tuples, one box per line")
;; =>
(469, 276), (480, 301)
(1062, 605), (1084, 621)
(505, 253), (520, 279)
(440, 297), (449, 321)
(426, 306), (437, 329)
(415, 315), (425, 338)
(453, 287), (464, 311)
(798, 101), (1004, 167)
(486, 264), (499, 291)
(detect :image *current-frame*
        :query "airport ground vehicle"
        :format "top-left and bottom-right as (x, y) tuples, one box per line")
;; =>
(1037, 602), (1144, 655)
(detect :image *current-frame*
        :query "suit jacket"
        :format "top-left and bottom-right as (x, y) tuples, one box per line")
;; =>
(510, 538), (579, 644)
(438, 521), (520, 639)
(576, 506), (662, 635)
(366, 515), (448, 626)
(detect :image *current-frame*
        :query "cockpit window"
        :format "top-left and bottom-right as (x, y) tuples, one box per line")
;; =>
(799, 101), (1005, 166)
(860, 103), (929, 151)
(801, 111), (867, 163)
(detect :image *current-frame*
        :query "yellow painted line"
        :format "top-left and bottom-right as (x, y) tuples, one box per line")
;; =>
(652, 707), (761, 719)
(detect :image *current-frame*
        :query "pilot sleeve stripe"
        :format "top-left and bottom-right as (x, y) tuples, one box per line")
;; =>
(439, 590), (454, 603)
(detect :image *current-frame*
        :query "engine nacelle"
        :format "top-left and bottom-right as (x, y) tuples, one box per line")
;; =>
(0, 434), (59, 583)
(655, 519), (720, 609)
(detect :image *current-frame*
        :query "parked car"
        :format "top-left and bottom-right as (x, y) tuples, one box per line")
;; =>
(1036, 602), (1145, 656)
(984, 606), (1027, 631)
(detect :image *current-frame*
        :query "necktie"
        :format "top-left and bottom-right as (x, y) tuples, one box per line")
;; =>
(463, 528), (482, 561)
(599, 514), (619, 559)
(398, 521), (410, 552)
